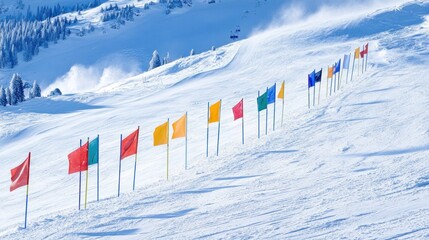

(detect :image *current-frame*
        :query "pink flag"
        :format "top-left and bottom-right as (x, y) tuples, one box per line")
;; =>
(232, 99), (243, 120)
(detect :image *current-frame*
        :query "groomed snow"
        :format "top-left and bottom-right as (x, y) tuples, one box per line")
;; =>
(0, 0), (429, 239)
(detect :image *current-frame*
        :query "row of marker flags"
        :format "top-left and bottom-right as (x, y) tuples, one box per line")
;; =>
(308, 43), (369, 108)
(9, 43), (367, 229)
(9, 82), (286, 229)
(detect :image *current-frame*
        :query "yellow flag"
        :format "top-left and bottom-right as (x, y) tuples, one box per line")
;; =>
(153, 121), (169, 146)
(172, 114), (186, 139)
(277, 81), (284, 99)
(327, 66), (333, 78)
(354, 47), (360, 59)
(208, 100), (221, 123)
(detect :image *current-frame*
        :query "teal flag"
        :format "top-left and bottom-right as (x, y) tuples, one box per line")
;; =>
(88, 136), (99, 165)
(257, 91), (268, 111)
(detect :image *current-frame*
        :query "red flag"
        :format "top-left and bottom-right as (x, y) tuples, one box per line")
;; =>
(121, 128), (139, 160)
(232, 99), (243, 120)
(10, 153), (30, 192)
(68, 142), (88, 174)
(361, 43), (369, 57)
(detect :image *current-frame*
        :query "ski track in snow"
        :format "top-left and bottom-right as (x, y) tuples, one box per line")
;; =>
(1, 0), (429, 239)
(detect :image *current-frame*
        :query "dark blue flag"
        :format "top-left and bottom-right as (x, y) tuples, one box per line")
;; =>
(308, 70), (315, 88)
(334, 59), (341, 73)
(267, 84), (276, 104)
(315, 69), (322, 82)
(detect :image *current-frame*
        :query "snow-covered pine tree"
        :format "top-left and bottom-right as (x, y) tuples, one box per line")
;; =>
(9, 73), (25, 105)
(148, 50), (161, 70)
(0, 86), (7, 106)
(190, 49), (195, 56)
(171, 0), (183, 8)
(6, 88), (12, 105)
(183, 0), (192, 6)
(30, 80), (41, 98)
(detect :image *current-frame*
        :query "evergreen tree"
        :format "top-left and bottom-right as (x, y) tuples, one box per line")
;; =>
(9, 73), (25, 105)
(183, 0), (192, 6)
(6, 88), (12, 105)
(190, 49), (195, 56)
(30, 80), (41, 98)
(148, 50), (161, 70)
(0, 86), (7, 106)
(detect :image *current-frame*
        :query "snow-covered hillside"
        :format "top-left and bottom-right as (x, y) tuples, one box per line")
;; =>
(0, 0), (289, 94)
(1, 0), (429, 239)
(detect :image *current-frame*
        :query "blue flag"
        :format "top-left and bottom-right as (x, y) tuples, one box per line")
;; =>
(343, 54), (350, 69)
(315, 69), (322, 82)
(308, 70), (315, 88)
(267, 84), (276, 104)
(334, 59), (341, 73)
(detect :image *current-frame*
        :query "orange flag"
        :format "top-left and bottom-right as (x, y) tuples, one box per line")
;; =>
(354, 47), (360, 59)
(327, 66), (333, 78)
(172, 114), (186, 139)
(208, 100), (221, 123)
(154, 121), (169, 146)
(277, 81), (285, 99)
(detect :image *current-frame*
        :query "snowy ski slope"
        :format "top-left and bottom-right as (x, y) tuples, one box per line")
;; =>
(1, 0), (429, 239)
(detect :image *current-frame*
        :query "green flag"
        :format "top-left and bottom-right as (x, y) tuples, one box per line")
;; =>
(88, 136), (99, 165)
(257, 91), (268, 111)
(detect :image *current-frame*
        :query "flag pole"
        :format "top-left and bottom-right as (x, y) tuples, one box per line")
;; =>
(79, 139), (82, 210)
(365, 44), (368, 72)
(362, 45), (364, 74)
(265, 88), (268, 135)
(313, 78), (316, 107)
(307, 85), (310, 109)
(117, 134), (122, 197)
(206, 102), (209, 158)
(85, 138), (89, 209)
(318, 76), (321, 104)
(185, 112), (188, 170)
(242, 99), (245, 144)
(24, 152), (31, 229)
(326, 66), (329, 98)
(337, 70), (339, 90)
(330, 66), (333, 96)
(333, 71), (337, 93)
(273, 83), (276, 131)
(258, 91), (260, 138)
(340, 64), (344, 89)
(346, 53), (351, 84)
(351, 56), (355, 82)
(97, 134), (99, 202)
(167, 119), (170, 180)
(132, 126), (140, 191)
(338, 66), (341, 91)
(216, 100), (222, 156)
(357, 50), (360, 77)
(337, 71), (339, 91)
(281, 81), (284, 126)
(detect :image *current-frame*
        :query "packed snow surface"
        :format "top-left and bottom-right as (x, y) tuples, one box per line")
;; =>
(0, 0), (429, 239)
